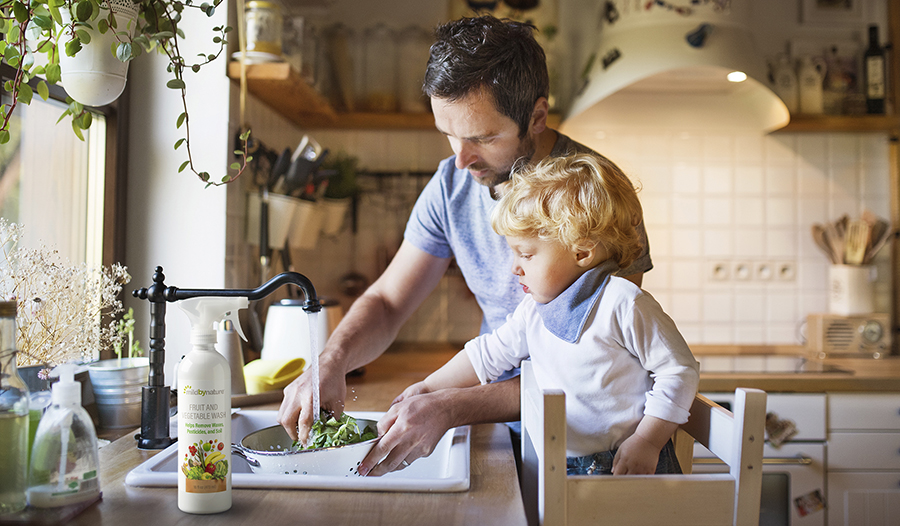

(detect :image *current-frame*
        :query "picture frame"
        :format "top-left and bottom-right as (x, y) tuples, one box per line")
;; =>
(800, 0), (864, 25)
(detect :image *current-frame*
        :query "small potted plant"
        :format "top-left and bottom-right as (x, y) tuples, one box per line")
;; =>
(319, 151), (359, 237)
(88, 306), (149, 429)
(0, 0), (252, 186)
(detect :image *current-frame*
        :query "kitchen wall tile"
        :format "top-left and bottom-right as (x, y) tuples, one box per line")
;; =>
(702, 165), (733, 194)
(733, 229), (765, 258)
(765, 198), (796, 227)
(671, 260), (702, 291)
(637, 134), (672, 161)
(765, 135), (797, 163)
(646, 226), (671, 258)
(672, 164), (701, 194)
(765, 165), (796, 196)
(766, 323), (798, 345)
(796, 134), (827, 162)
(640, 195), (671, 227)
(829, 162), (860, 199)
(635, 164), (672, 194)
(670, 292), (701, 323)
(735, 291), (765, 322)
(735, 197), (764, 226)
(702, 325), (733, 344)
(703, 230), (733, 257)
(734, 134), (764, 164)
(671, 228), (702, 257)
(702, 293), (733, 323)
(261, 125), (891, 348)
(797, 161), (827, 197)
(829, 134), (859, 162)
(672, 133), (702, 162)
(703, 135), (733, 162)
(672, 197), (701, 225)
(703, 198), (732, 226)
(733, 165), (764, 195)
(735, 324), (766, 344)
(641, 257), (671, 290)
(765, 228), (797, 258)
(797, 197), (828, 226)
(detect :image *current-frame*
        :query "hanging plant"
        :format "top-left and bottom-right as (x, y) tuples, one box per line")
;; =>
(0, 0), (252, 186)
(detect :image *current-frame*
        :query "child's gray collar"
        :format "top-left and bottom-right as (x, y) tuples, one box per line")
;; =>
(534, 259), (619, 343)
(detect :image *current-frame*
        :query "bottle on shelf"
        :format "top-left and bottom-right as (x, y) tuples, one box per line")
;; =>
(863, 24), (886, 115)
(770, 53), (799, 114)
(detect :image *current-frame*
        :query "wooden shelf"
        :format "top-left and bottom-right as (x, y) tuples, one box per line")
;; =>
(227, 61), (436, 129)
(227, 61), (562, 130)
(776, 114), (900, 134)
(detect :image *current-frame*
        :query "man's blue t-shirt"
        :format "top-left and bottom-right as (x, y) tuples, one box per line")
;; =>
(404, 132), (653, 335)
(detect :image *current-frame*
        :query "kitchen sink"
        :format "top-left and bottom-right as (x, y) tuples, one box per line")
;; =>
(696, 354), (852, 374)
(125, 410), (470, 492)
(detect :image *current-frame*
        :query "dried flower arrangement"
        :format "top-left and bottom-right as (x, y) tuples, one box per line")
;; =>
(0, 219), (130, 370)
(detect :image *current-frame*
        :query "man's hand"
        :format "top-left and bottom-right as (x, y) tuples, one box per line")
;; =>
(358, 388), (453, 477)
(276, 357), (347, 445)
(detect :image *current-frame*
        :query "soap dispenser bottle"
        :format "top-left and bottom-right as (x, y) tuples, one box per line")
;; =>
(176, 297), (248, 514)
(26, 363), (100, 508)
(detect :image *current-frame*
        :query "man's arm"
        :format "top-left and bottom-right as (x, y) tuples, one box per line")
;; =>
(277, 240), (451, 443)
(359, 375), (521, 477)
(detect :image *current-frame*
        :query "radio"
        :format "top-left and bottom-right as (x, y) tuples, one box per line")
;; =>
(806, 313), (890, 359)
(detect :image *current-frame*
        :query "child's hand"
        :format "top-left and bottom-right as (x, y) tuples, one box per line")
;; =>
(611, 433), (661, 475)
(391, 381), (431, 406)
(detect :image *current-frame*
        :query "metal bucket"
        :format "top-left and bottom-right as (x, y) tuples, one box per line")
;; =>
(88, 357), (149, 429)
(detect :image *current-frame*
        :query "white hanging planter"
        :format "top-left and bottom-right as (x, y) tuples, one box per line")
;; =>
(59, 0), (139, 107)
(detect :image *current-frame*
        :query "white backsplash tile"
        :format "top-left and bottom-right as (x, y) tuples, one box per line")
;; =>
(237, 127), (891, 347)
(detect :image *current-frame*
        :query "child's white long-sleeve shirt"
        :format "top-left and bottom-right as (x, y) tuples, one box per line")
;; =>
(464, 262), (700, 456)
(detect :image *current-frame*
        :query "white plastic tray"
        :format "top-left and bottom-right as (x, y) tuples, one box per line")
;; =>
(125, 410), (470, 492)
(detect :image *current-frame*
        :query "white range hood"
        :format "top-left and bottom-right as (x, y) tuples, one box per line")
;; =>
(562, 1), (790, 135)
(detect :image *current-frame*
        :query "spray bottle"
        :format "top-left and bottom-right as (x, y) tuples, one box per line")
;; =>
(176, 297), (248, 514)
(26, 363), (100, 508)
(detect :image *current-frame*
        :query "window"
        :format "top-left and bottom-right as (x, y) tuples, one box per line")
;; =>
(0, 95), (108, 268)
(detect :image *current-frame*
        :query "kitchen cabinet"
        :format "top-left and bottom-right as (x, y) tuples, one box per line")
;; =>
(826, 393), (900, 526)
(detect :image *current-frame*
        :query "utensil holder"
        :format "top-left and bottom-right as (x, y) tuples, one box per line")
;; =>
(246, 192), (299, 249)
(829, 264), (875, 315)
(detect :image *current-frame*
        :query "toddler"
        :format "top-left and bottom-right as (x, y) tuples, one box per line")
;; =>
(411, 153), (699, 475)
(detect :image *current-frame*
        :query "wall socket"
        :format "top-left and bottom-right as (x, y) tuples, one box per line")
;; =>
(709, 260), (795, 282)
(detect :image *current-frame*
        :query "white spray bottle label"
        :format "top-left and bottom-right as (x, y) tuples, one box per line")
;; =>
(179, 381), (230, 494)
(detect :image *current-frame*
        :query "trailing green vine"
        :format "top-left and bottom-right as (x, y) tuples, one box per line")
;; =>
(0, 0), (251, 186)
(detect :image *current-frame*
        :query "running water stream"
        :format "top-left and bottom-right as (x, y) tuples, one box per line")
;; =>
(308, 310), (320, 425)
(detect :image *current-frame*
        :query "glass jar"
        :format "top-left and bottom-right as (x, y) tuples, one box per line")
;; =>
(361, 24), (398, 112)
(245, 1), (283, 56)
(397, 26), (432, 113)
(0, 301), (29, 515)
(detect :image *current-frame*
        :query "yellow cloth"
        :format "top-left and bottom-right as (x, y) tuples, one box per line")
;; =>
(243, 358), (305, 394)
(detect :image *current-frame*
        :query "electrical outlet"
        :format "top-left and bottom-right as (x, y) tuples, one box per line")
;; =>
(777, 261), (796, 281)
(755, 262), (773, 281)
(733, 261), (752, 281)
(710, 261), (729, 281)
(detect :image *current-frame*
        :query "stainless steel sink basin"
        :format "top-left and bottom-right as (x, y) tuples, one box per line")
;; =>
(696, 355), (852, 374)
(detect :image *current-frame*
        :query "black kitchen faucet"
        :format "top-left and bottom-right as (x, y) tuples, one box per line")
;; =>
(132, 266), (322, 450)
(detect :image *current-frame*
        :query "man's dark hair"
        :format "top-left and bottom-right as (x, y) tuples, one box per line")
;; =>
(424, 15), (549, 138)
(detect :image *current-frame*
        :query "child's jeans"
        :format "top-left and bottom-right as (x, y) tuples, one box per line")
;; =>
(566, 439), (682, 475)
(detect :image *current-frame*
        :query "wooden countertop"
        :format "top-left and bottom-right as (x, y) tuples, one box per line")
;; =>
(30, 342), (900, 524)
(66, 344), (525, 526)
(690, 344), (900, 393)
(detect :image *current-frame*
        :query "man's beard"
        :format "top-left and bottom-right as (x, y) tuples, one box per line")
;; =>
(470, 134), (536, 189)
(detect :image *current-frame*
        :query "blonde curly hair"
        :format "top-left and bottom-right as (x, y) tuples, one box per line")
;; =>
(491, 153), (644, 270)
